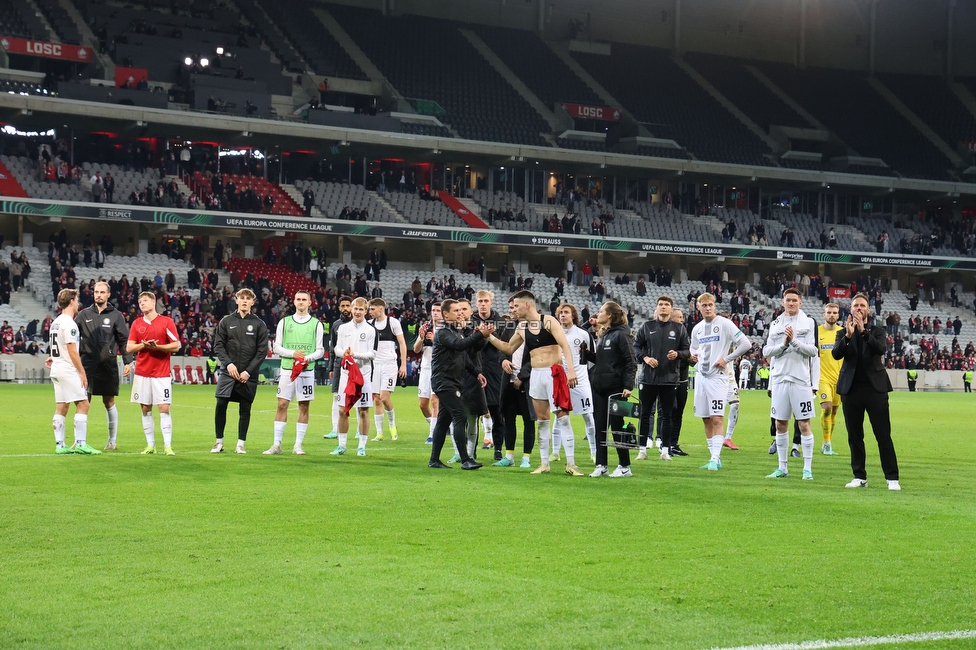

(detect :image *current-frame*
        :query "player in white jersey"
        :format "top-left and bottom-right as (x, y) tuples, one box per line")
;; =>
(265, 290), (325, 455)
(689, 293), (752, 471)
(551, 303), (597, 464)
(738, 357), (752, 390)
(413, 302), (443, 444)
(46, 289), (98, 455)
(763, 288), (819, 480)
(368, 298), (406, 442)
(332, 297), (377, 456)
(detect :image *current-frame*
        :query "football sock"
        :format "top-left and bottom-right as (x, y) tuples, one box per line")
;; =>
(821, 411), (831, 444)
(792, 442), (801, 452)
(801, 434), (814, 471)
(374, 414), (384, 436)
(296, 423), (307, 445)
(331, 399), (340, 432)
(358, 433), (367, 450)
(556, 415), (574, 465)
(825, 412), (835, 443)
(582, 413), (597, 456)
(725, 403), (739, 439)
(159, 412), (172, 448)
(538, 418), (551, 466)
(106, 405), (118, 443)
(506, 451), (515, 461)
(551, 420), (562, 456)
(385, 409), (396, 429)
(53, 414), (66, 446)
(142, 413), (155, 447)
(426, 416), (435, 439)
(73, 414), (88, 446)
(466, 414), (478, 457)
(776, 432), (789, 471)
(709, 435), (723, 462)
(483, 416), (493, 442)
(273, 420), (286, 446)
(338, 433), (348, 448)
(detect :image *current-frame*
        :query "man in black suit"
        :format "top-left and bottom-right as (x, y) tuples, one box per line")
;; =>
(832, 293), (900, 490)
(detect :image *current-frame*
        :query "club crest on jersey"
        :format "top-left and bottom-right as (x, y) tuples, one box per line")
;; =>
(713, 326), (719, 333)
(103, 318), (110, 325)
(247, 325), (254, 332)
(360, 333), (366, 339)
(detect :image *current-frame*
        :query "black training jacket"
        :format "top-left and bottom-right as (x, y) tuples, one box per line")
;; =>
(431, 324), (486, 394)
(215, 311), (269, 377)
(75, 303), (134, 366)
(585, 324), (637, 394)
(633, 318), (690, 386)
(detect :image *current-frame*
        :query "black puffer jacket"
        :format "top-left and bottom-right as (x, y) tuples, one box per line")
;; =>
(585, 324), (637, 394)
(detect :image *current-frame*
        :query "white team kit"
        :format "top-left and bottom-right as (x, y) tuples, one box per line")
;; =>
(418, 338), (433, 399)
(738, 358), (752, 390)
(762, 310), (818, 421)
(726, 361), (740, 403)
(562, 325), (594, 414)
(334, 319), (376, 409)
(274, 314), (325, 402)
(50, 313), (87, 403)
(369, 316), (403, 394)
(690, 315), (749, 417)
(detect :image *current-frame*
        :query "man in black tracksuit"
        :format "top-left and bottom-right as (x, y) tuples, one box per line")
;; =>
(633, 296), (690, 460)
(212, 288), (269, 453)
(325, 296), (352, 439)
(471, 293), (505, 460)
(76, 281), (133, 449)
(429, 298), (487, 470)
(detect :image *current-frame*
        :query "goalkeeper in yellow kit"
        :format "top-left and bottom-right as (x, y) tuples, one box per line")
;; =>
(817, 303), (843, 455)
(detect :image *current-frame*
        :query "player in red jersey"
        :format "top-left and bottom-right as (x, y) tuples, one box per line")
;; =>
(126, 291), (180, 455)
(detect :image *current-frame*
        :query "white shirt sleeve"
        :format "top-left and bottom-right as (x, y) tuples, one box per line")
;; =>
(390, 318), (403, 337)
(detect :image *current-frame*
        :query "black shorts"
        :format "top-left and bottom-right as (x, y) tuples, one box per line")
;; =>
(85, 362), (120, 397)
(215, 372), (258, 403)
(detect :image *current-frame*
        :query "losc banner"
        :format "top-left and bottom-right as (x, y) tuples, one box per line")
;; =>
(560, 102), (621, 122)
(828, 287), (851, 299)
(0, 35), (92, 62)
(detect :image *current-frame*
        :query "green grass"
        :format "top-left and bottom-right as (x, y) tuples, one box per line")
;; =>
(1, 384), (974, 649)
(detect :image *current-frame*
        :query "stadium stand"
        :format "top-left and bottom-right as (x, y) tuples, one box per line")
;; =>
(471, 24), (604, 109)
(685, 52), (809, 131)
(634, 145), (690, 160)
(292, 180), (398, 222)
(379, 190), (468, 228)
(557, 137), (610, 152)
(880, 74), (976, 155)
(0, 0), (36, 38)
(571, 44), (774, 166)
(327, 3), (550, 147)
(399, 122), (453, 138)
(34, 0), (82, 44)
(251, 0), (366, 80)
(759, 63), (954, 181)
(232, 0), (305, 73)
(628, 201), (724, 243)
(186, 172), (303, 216)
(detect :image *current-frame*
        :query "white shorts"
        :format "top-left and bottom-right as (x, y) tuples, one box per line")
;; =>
(338, 370), (372, 411)
(529, 366), (568, 413)
(277, 370), (315, 402)
(694, 375), (728, 418)
(418, 365), (432, 399)
(52, 373), (88, 404)
(770, 382), (816, 421)
(570, 379), (594, 415)
(372, 361), (398, 394)
(726, 381), (740, 404)
(131, 375), (173, 405)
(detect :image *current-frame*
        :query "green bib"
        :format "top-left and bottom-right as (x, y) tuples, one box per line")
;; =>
(965, 371), (973, 382)
(908, 370), (917, 380)
(280, 316), (319, 370)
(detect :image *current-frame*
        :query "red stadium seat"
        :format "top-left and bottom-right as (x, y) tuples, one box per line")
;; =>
(172, 365), (183, 383)
(196, 366), (206, 384)
(185, 365), (195, 384)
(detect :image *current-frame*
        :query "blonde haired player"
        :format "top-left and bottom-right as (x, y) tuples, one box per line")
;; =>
(332, 297), (377, 456)
(818, 303), (842, 455)
(265, 290), (325, 455)
(46, 289), (97, 454)
(689, 293), (751, 471)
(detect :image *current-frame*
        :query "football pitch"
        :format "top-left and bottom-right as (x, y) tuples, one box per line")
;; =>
(1, 384), (974, 649)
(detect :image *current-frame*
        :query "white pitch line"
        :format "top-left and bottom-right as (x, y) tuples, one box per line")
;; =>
(710, 629), (976, 650)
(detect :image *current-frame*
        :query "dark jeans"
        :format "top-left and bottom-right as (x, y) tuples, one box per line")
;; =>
(841, 388), (899, 481)
(500, 380), (534, 455)
(638, 384), (676, 449)
(430, 389), (472, 464)
(671, 382), (688, 444)
(593, 388), (631, 468)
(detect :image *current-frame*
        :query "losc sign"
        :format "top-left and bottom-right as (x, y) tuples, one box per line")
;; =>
(560, 102), (622, 122)
(0, 35), (91, 62)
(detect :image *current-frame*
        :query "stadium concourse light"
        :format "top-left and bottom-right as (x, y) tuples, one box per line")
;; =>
(216, 47), (224, 55)
(184, 56), (193, 66)
(200, 57), (210, 67)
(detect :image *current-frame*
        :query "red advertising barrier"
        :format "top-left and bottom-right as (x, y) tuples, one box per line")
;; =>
(0, 160), (29, 198)
(560, 102), (621, 122)
(437, 191), (489, 229)
(828, 287), (851, 299)
(115, 66), (149, 88)
(0, 35), (92, 62)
